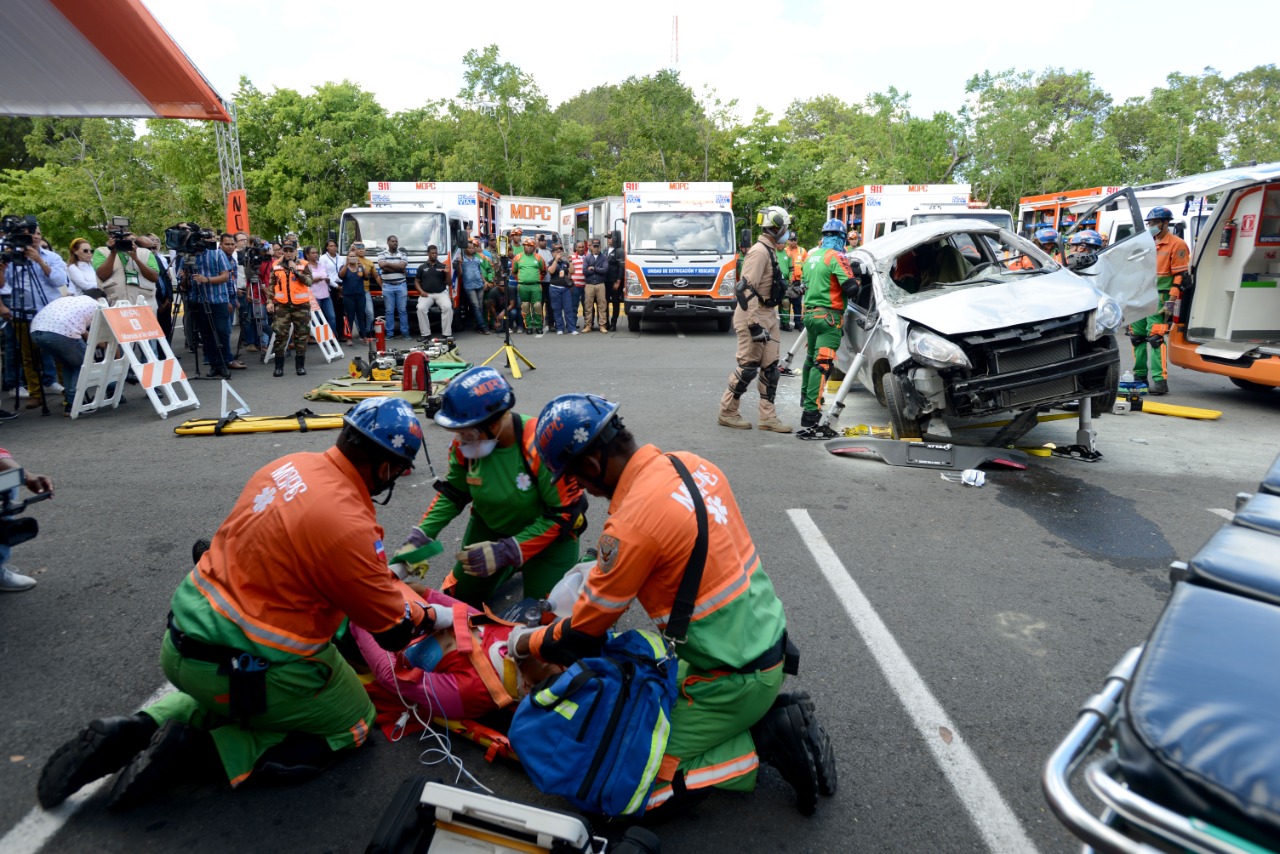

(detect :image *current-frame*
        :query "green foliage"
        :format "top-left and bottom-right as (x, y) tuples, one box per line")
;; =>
(2, 53), (1277, 253)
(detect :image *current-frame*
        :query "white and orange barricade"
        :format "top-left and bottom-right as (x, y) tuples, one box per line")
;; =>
(310, 299), (344, 363)
(71, 296), (199, 420)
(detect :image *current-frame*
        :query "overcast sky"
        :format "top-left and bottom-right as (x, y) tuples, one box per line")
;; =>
(146, 0), (1277, 122)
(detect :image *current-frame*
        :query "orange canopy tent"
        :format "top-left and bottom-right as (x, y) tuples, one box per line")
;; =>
(0, 0), (229, 122)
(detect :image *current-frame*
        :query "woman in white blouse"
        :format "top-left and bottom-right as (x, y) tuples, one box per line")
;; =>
(65, 238), (97, 296)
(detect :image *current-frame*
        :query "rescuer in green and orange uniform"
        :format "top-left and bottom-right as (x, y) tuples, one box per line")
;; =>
(795, 219), (854, 440)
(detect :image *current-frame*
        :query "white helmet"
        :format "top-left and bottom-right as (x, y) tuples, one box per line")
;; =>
(757, 205), (791, 234)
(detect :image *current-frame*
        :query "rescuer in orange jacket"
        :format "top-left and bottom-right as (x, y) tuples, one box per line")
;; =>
(39, 398), (450, 811)
(268, 241), (313, 377)
(509, 394), (837, 817)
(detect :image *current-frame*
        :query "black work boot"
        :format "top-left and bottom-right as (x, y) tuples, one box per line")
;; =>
(38, 714), (158, 808)
(751, 700), (819, 816)
(1150, 378), (1169, 395)
(250, 732), (337, 785)
(273, 356), (285, 377)
(777, 692), (837, 797)
(191, 538), (211, 565)
(295, 355), (306, 376)
(107, 720), (213, 811)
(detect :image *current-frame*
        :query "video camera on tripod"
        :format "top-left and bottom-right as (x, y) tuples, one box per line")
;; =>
(0, 214), (38, 265)
(240, 238), (270, 284)
(164, 222), (217, 256)
(0, 466), (52, 549)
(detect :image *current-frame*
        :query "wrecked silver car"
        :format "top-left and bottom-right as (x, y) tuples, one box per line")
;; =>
(836, 189), (1158, 441)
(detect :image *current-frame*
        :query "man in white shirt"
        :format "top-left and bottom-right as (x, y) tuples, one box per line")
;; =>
(30, 288), (107, 416)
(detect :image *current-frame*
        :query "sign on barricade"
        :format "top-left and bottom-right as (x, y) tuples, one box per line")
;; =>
(261, 300), (344, 364)
(71, 297), (199, 420)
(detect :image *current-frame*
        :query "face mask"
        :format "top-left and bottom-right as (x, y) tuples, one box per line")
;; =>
(1148, 224), (1162, 236)
(459, 438), (498, 460)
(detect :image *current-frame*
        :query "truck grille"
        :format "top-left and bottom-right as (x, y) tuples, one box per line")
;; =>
(644, 275), (717, 293)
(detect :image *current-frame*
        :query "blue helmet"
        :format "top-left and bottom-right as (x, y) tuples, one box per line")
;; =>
(1070, 229), (1104, 248)
(1034, 227), (1059, 244)
(821, 218), (847, 236)
(343, 397), (422, 465)
(1145, 206), (1174, 222)
(534, 394), (623, 480)
(435, 366), (515, 429)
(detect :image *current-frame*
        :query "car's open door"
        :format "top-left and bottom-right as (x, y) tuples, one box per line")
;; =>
(1062, 188), (1158, 321)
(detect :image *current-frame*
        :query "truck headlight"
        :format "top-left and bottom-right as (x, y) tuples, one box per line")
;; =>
(719, 270), (736, 297)
(1086, 297), (1123, 341)
(908, 328), (971, 369)
(626, 269), (642, 297)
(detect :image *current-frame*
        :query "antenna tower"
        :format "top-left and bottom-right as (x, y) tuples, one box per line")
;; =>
(670, 15), (678, 66)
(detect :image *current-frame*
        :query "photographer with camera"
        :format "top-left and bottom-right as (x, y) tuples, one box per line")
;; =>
(268, 241), (313, 377)
(1, 218), (68, 411)
(92, 219), (159, 306)
(171, 224), (236, 378)
(0, 448), (53, 591)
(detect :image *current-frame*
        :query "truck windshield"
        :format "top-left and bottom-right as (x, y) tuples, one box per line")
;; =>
(910, 212), (1014, 230)
(340, 211), (448, 254)
(628, 211), (733, 254)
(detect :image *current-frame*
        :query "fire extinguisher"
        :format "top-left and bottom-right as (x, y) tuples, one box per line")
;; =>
(1219, 219), (1237, 257)
(373, 316), (386, 353)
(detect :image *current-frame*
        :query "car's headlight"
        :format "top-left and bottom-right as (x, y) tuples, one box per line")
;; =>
(626, 269), (642, 297)
(908, 328), (971, 369)
(719, 269), (736, 296)
(1086, 297), (1123, 341)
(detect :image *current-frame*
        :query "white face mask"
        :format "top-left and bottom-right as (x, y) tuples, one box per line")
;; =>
(458, 438), (498, 460)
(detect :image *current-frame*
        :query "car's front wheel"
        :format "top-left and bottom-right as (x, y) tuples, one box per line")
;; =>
(882, 372), (922, 439)
(1230, 377), (1277, 392)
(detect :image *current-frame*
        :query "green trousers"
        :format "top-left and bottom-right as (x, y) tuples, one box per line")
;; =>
(518, 284), (543, 332)
(142, 633), (375, 786)
(647, 661), (783, 809)
(801, 308), (843, 413)
(1131, 279), (1172, 382)
(442, 514), (579, 606)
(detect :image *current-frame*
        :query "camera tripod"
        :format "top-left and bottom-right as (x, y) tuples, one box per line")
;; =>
(4, 260), (52, 417)
(176, 257), (233, 380)
(480, 319), (536, 379)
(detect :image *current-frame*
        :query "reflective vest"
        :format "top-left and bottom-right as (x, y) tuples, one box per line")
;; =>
(272, 260), (311, 305)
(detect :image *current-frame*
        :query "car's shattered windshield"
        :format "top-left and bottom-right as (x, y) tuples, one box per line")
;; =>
(880, 230), (1057, 306)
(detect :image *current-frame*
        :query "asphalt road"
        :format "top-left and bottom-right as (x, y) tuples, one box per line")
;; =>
(1, 319), (1276, 854)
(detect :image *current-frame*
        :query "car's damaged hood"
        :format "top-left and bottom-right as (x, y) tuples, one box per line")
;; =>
(894, 275), (1102, 335)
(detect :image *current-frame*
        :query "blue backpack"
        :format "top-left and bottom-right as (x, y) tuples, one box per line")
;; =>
(509, 454), (709, 817)
(509, 629), (678, 816)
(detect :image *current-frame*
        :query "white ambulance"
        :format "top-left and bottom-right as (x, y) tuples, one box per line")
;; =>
(621, 181), (737, 333)
(338, 181), (500, 329)
(826, 184), (1013, 244)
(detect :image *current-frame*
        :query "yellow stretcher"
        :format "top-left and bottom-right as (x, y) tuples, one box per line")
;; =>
(174, 408), (347, 436)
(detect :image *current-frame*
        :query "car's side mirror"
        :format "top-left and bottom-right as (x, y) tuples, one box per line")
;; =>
(1066, 252), (1098, 271)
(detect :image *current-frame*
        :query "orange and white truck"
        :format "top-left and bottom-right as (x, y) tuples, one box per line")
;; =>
(826, 184), (1012, 244)
(498, 196), (561, 248)
(338, 181), (501, 319)
(621, 181), (738, 333)
(1020, 184), (1215, 249)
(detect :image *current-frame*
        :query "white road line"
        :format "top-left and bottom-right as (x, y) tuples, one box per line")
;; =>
(1, 683), (176, 854)
(788, 509), (1039, 854)
(1207, 508), (1235, 521)
(670, 323), (685, 339)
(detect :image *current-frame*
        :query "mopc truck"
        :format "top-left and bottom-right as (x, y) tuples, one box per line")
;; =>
(621, 181), (737, 333)
(498, 196), (560, 250)
(338, 181), (500, 333)
(1020, 184), (1215, 250)
(826, 184), (1013, 244)
(560, 196), (624, 245)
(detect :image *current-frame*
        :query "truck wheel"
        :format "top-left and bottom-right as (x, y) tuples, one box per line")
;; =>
(716, 316), (732, 333)
(1230, 377), (1277, 392)
(882, 373), (922, 439)
(627, 314), (641, 333)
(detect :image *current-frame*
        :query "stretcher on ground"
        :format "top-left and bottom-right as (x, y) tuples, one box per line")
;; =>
(173, 408), (347, 436)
